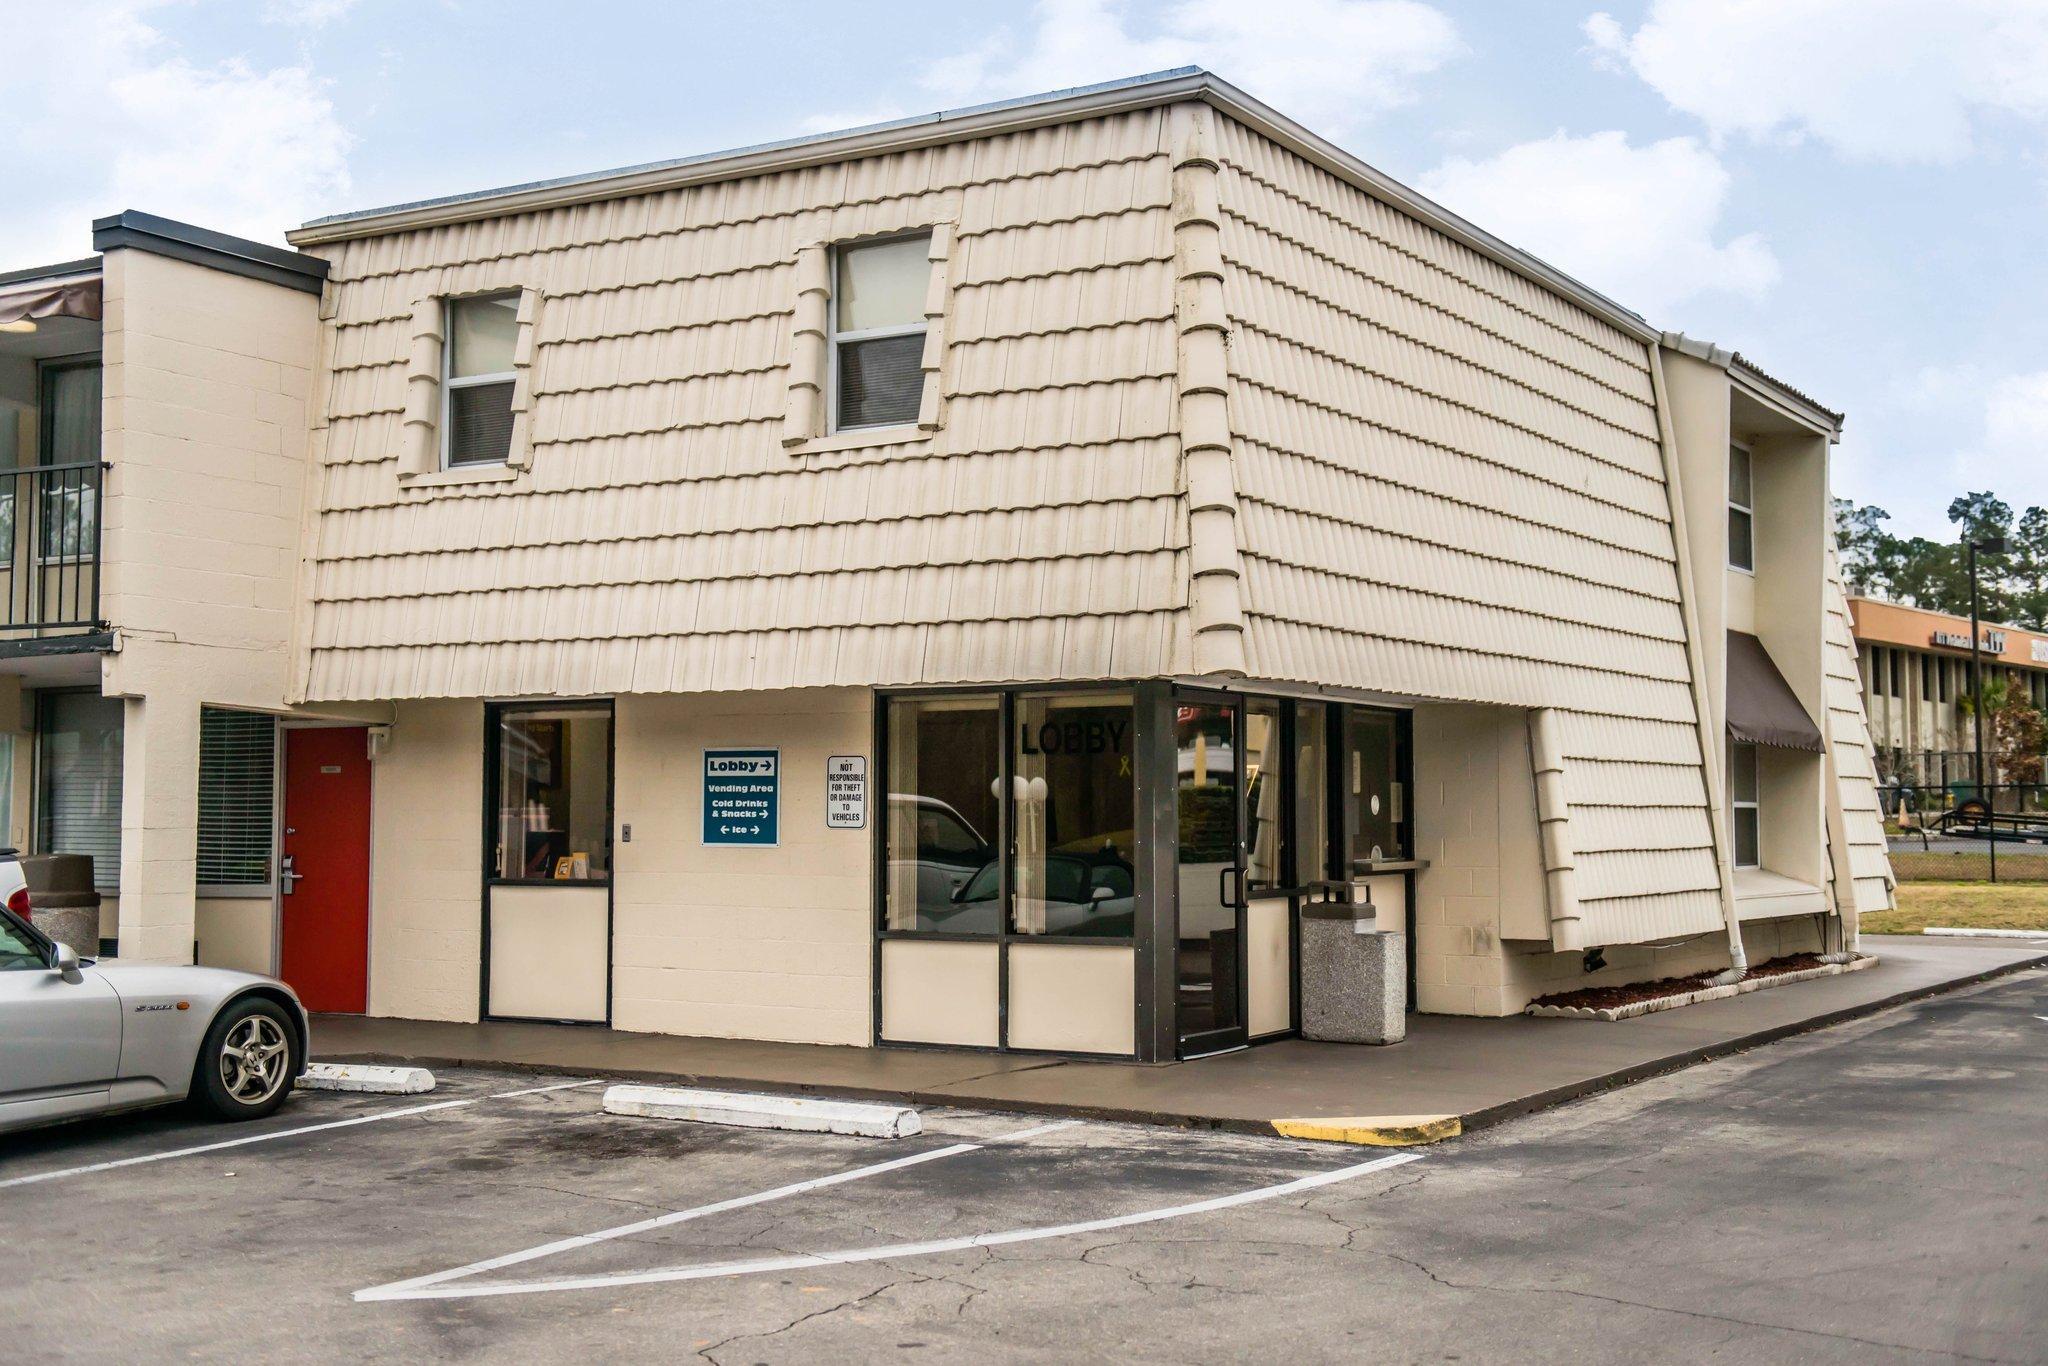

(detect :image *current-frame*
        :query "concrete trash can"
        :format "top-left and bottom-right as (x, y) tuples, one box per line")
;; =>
(1300, 900), (1406, 1044)
(20, 853), (101, 957)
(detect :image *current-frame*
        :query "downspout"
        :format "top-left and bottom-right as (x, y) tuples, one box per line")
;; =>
(1528, 707), (1584, 952)
(1646, 345), (1747, 982)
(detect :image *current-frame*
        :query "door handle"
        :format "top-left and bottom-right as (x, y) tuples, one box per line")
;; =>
(281, 855), (304, 895)
(1218, 864), (1242, 907)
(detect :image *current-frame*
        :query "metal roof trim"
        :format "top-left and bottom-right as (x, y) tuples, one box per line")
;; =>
(1661, 330), (1844, 436)
(0, 256), (102, 291)
(287, 68), (1659, 344)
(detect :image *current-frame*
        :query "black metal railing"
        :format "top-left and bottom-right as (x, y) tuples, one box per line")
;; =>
(0, 460), (106, 633)
(1890, 780), (2048, 882)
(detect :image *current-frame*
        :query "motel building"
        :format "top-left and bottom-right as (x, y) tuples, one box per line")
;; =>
(0, 70), (1892, 1063)
(1847, 594), (2048, 792)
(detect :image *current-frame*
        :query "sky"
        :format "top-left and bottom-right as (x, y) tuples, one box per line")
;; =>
(3, 0), (2045, 539)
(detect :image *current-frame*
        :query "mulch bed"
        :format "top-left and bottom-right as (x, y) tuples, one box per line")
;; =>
(1529, 953), (1826, 1012)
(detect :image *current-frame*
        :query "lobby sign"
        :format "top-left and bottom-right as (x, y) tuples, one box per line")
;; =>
(704, 748), (779, 846)
(826, 755), (867, 829)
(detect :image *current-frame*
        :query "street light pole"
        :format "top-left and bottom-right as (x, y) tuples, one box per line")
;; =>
(1967, 534), (2006, 810)
(1970, 539), (1985, 798)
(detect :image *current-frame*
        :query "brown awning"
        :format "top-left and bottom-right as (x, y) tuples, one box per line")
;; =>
(1727, 630), (1823, 752)
(0, 275), (101, 327)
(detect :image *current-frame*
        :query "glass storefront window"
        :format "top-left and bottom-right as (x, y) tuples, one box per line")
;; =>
(492, 706), (611, 881)
(1347, 708), (1408, 865)
(1244, 699), (1285, 891)
(885, 696), (1001, 932)
(1012, 693), (1135, 937)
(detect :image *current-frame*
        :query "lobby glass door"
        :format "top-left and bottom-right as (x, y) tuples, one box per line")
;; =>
(1174, 696), (1245, 1056)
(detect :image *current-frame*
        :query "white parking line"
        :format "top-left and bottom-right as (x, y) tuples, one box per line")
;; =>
(0, 1079), (604, 1190)
(358, 1147), (1422, 1302)
(358, 1118), (1079, 1301)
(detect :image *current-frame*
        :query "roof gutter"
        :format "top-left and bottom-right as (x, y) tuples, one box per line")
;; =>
(1661, 330), (1844, 439)
(286, 69), (1659, 346)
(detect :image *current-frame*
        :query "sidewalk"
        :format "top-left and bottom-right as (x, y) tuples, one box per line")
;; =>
(311, 936), (2046, 1145)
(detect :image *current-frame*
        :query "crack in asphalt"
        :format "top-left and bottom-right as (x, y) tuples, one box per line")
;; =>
(692, 1257), (966, 1364)
(1353, 1244), (2015, 1363)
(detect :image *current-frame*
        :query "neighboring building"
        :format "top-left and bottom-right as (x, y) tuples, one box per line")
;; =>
(1847, 594), (2048, 791)
(0, 69), (1891, 1059)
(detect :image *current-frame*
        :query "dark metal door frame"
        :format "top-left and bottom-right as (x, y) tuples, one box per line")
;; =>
(1173, 686), (1248, 1058)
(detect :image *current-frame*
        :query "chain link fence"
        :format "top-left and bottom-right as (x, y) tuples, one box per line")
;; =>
(1886, 778), (2048, 882)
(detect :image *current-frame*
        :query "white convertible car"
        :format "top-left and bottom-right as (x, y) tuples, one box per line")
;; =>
(0, 887), (309, 1137)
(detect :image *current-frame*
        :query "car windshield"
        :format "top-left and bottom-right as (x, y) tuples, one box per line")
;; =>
(0, 914), (44, 971)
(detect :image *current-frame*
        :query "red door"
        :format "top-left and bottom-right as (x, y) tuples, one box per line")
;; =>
(279, 727), (371, 1013)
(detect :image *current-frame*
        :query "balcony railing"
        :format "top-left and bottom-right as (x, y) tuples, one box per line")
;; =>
(0, 460), (106, 634)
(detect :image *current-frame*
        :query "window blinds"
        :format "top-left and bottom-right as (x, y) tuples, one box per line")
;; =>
(448, 380), (515, 465)
(198, 707), (276, 886)
(37, 692), (123, 891)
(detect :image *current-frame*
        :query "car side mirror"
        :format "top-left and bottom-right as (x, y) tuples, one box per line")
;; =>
(1091, 885), (1116, 902)
(51, 941), (81, 977)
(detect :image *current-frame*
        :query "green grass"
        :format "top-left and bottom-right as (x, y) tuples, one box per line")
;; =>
(1861, 881), (2048, 935)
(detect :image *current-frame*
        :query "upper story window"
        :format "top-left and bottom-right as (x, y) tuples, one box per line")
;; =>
(1729, 740), (1760, 867)
(831, 235), (930, 431)
(443, 293), (520, 467)
(1727, 442), (1755, 572)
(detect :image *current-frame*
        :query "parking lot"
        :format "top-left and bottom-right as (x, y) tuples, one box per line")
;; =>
(4, 968), (2046, 1364)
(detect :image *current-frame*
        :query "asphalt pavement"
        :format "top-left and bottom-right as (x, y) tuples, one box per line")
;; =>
(3, 964), (2044, 1363)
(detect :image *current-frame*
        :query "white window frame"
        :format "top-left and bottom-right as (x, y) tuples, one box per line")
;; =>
(826, 234), (931, 436)
(440, 291), (521, 469)
(1730, 741), (1760, 868)
(1727, 441), (1755, 573)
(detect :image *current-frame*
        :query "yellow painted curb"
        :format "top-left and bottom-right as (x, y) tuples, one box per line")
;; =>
(1272, 1114), (1462, 1146)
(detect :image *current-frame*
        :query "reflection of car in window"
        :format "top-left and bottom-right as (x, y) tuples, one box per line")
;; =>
(944, 847), (1135, 937)
(887, 794), (992, 923)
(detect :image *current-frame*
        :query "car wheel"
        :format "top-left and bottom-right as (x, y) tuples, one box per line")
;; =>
(193, 998), (298, 1121)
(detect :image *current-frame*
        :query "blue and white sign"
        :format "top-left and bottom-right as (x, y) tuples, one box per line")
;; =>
(703, 748), (779, 846)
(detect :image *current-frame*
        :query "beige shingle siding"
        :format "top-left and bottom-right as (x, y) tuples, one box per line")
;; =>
(303, 111), (1189, 701)
(1824, 547), (1895, 910)
(1214, 114), (1721, 943)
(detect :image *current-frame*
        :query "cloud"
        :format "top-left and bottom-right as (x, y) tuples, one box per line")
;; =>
(1584, 0), (2048, 163)
(916, 0), (1462, 134)
(1889, 366), (2048, 511)
(1416, 130), (1777, 318)
(1978, 371), (2048, 494)
(261, 0), (358, 24)
(0, 0), (353, 263)
(796, 104), (914, 136)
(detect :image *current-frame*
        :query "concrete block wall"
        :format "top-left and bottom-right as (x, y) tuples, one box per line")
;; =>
(1500, 915), (1822, 1012)
(100, 249), (315, 696)
(611, 688), (872, 1046)
(97, 246), (319, 962)
(1410, 703), (1545, 1016)
(368, 699), (483, 1020)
